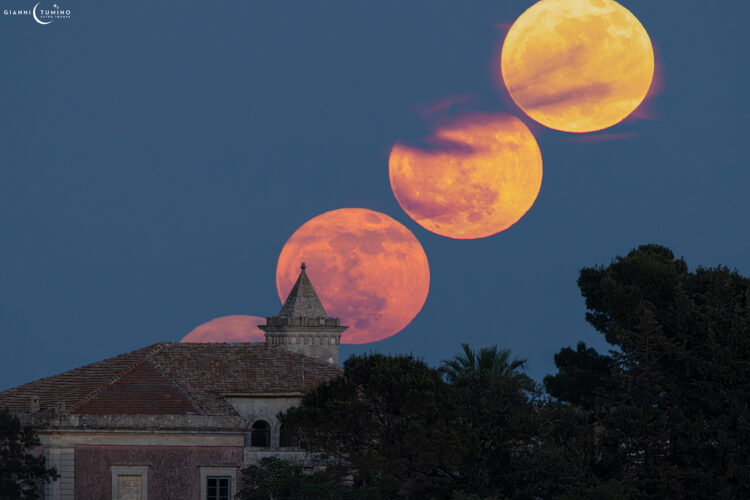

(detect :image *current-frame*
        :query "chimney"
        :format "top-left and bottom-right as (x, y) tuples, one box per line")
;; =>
(29, 395), (40, 414)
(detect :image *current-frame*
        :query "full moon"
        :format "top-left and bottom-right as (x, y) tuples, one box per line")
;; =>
(389, 113), (542, 239)
(501, 0), (654, 133)
(181, 315), (266, 343)
(276, 208), (430, 344)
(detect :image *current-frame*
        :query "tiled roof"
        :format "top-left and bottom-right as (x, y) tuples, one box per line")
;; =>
(0, 343), (342, 416)
(278, 264), (329, 319)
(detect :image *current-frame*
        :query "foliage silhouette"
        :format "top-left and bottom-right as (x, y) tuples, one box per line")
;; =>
(548, 244), (750, 498)
(250, 243), (750, 499)
(0, 408), (58, 499)
(237, 457), (378, 500)
(282, 353), (466, 498)
(440, 342), (532, 390)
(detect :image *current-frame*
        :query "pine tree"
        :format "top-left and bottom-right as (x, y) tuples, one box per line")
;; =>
(0, 408), (58, 499)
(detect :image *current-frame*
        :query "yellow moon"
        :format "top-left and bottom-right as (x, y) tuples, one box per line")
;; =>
(501, 0), (654, 133)
(389, 114), (542, 239)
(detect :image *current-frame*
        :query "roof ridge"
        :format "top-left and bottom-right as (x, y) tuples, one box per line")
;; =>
(69, 343), (168, 413)
(147, 344), (205, 416)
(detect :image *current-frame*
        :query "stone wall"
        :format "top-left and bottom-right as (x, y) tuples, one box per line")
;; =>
(265, 333), (341, 364)
(75, 445), (243, 500)
(19, 412), (246, 431)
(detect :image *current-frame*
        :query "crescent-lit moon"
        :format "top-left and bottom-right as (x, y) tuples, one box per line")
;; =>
(276, 208), (430, 344)
(389, 113), (542, 239)
(33, 3), (52, 25)
(501, 0), (654, 133)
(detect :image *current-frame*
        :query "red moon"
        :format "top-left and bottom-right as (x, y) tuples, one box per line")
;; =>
(180, 315), (266, 343)
(276, 208), (430, 344)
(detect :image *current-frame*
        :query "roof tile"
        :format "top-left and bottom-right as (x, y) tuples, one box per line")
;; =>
(0, 342), (341, 416)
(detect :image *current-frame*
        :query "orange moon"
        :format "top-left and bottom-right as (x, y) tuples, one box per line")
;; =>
(389, 113), (542, 239)
(276, 208), (430, 344)
(181, 315), (266, 343)
(501, 0), (654, 133)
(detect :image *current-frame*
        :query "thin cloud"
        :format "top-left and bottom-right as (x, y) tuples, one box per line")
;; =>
(563, 132), (639, 143)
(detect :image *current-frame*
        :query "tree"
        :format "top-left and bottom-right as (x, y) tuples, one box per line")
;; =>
(549, 244), (750, 498)
(543, 341), (615, 413)
(0, 407), (58, 499)
(440, 342), (533, 390)
(281, 353), (467, 498)
(442, 344), (596, 499)
(283, 346), (604, 499)
(237, 457), (378, 500)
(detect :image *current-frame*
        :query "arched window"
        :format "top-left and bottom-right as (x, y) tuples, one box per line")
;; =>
(250, 420), (270, 447)
(279, 424), (298, 448)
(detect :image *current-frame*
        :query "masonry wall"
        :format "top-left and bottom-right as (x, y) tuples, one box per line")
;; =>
(74, 445), (243, 500)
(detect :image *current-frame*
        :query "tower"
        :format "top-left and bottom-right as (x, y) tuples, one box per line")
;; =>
(260, 263), (347, 365)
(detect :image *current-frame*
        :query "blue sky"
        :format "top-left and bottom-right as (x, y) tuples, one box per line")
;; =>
(2, 0), (749, 390)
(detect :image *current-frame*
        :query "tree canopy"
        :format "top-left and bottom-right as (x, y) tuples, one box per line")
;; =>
(0, 407), (58, 499)
(548, 244), (750, 497)
(281, 353), (465, 497)
(237, 457), (378, 500)
(543, 341), (615, 413)
(241, 244), (749, 499)
(440, 342), (533, 389)
(277, 346), (597, 499)
(443, 343), (594, 499)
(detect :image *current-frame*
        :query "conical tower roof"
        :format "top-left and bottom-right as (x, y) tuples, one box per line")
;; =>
(278, 263), (328, 318)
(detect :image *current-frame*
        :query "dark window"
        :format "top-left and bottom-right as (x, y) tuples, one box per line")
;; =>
(250, 420), (270, 447)
(279, 424), (298, 448)
(207, 476), (230, 500)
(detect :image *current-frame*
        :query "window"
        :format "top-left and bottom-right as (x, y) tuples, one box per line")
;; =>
(250, 420), (270, 447)
(206, 476), (230, 500)
(111, 465), (148, 500)
(279, 424), (298, 448)
(200, 467), (237, 500)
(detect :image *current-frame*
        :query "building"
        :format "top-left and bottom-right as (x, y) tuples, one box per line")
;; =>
(0, 264), (345, 500)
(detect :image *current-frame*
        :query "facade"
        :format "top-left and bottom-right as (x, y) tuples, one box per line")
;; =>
(0, 264), (345, 500)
